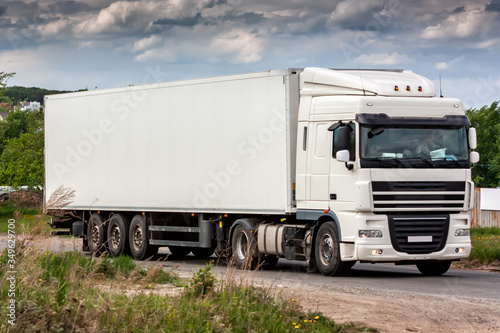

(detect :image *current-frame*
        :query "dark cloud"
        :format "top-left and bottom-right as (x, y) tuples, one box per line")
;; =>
(56, 1), (95, 15)
(485, 0), (500, 12)
(226, 12), (265, 25)
(453, 6), (465, 14)
(154, 13), (202, 27)
(0, 6), (6, 16)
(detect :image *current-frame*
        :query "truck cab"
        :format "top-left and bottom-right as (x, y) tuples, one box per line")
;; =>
(295, 68), (478, 275)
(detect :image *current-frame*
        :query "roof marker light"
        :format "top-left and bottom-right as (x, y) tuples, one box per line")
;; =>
(418, 86), (423, 92)
(406, 85), (411, 91)
(394, 85), (399, 91)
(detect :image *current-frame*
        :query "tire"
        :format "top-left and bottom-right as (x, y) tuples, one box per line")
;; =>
(129, 214), (158, 260)
(107, 214), (130, 257)
(231, 224), (257, 269)
(191, 247), (214, 258)
(169, 246), (192, 257)
(416, 261), (452, 276)
(87, 213), (107, 256)
(314, 222), (352, 276)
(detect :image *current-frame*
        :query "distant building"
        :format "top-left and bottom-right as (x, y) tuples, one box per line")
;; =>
(0, 112), (7, 121)
(20, 101), (41, 112)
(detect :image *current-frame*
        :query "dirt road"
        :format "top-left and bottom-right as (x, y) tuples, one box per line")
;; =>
(3, 235), (500, 333)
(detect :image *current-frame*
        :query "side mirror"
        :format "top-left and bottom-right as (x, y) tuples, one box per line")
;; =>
(336, 150), (350, 163)
(337, 126), (351, 151)
(470, 151), (480, 164)
(468, 127), (477, 150)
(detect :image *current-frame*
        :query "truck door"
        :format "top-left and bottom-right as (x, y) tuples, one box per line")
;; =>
(328, 122), (357, 212)
(306, 122), (331, 208)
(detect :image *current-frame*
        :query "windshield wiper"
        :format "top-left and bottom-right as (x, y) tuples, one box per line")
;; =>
(379, 158), (404, 167)
(382, 157), (434, 168)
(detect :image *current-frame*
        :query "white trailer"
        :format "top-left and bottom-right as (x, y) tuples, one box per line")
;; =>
(45, 67), (479, 275)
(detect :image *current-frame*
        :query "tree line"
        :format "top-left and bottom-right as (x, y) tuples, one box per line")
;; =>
(0, 71), (499, 189)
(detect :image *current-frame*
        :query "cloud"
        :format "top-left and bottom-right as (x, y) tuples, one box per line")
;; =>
(210, 29), (264, 63)
(435, 55), (465, 70)
(72, 0), (224, 36)
(329, 0), (385, 29)
(352, 52), (410, 65)
(485, 0), (500, 12)
(132, 35), (161, 52)
(134, 47), (176, 62)
(468, 38), (500, 49)
(421, 7), (497, 39)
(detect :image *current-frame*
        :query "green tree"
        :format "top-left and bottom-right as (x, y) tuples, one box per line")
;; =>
(0, 109), (31, 154)
(0, 71), (15, 103)
(0, 130), (44, 188)
(466, 101), (500, 188)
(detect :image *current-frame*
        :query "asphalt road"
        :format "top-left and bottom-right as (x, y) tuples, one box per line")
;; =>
(2, 236), (498, 301)
(149, 248), (500, 301)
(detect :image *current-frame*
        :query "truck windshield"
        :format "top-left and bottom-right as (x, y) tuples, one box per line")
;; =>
(360, 125), (469, 168)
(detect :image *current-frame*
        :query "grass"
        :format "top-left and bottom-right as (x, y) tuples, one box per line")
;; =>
(469, 227), (500, 264)
(0, 244), (373, 332)
(0, 201), (50, 234)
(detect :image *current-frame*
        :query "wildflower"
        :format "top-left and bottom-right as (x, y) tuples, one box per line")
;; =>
(295, 325), (300, 329)
(304, 319), (308, 323)
(293, 322), (296, 326)
(38, 278), (42, 282)
(314, 315), (320, 320)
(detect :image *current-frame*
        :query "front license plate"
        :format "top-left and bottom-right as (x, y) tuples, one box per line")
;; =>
(408, 236), (433, 243)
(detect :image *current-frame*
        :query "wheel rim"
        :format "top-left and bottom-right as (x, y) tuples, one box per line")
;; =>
(90, 223), (100, 249)
(319, 233), (334, 266)
(132, 224), (143, 252)
(235, 231), (249, 261)
(110, 224), (121, 250)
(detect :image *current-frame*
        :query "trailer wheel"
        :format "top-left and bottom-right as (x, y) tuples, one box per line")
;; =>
(314, 222), (351, 276)
(416, 261), (452, 276)
(88, 213), (107, 255)
(168, 246), (191, 257)
(231, 224), (257, 269)
(129, 215), (158, 260)
(107, 214), (130, 257)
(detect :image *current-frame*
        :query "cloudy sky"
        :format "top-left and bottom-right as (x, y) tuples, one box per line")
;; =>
(1, 0), (499, 109)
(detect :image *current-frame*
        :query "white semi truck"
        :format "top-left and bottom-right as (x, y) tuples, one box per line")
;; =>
(44, 67), (479, 276)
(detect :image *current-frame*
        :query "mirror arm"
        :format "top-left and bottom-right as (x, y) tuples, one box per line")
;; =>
(345, 162), (353, 171)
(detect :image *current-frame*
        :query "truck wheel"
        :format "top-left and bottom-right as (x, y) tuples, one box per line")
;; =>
(191, 247), (214, 258)
(416, 261), (452, 276)
(107, 214), (130, 257)
(88, 213), (107, 255)
(168, 246), (191, 256)
(231, 224), (257, 269)
(129, 215), (157, 260)
(314, 222), (351, 276)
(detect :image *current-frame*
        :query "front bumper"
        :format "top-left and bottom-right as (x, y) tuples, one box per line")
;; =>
(357, 242), (471, 262)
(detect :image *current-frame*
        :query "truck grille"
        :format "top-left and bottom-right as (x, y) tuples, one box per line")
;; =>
(372, 181), (465, 212)
(388, 215), (449, 254)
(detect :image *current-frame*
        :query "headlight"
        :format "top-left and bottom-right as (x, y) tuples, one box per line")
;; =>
(359, 230), (383, 238)
(455, 229), (470, 237)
